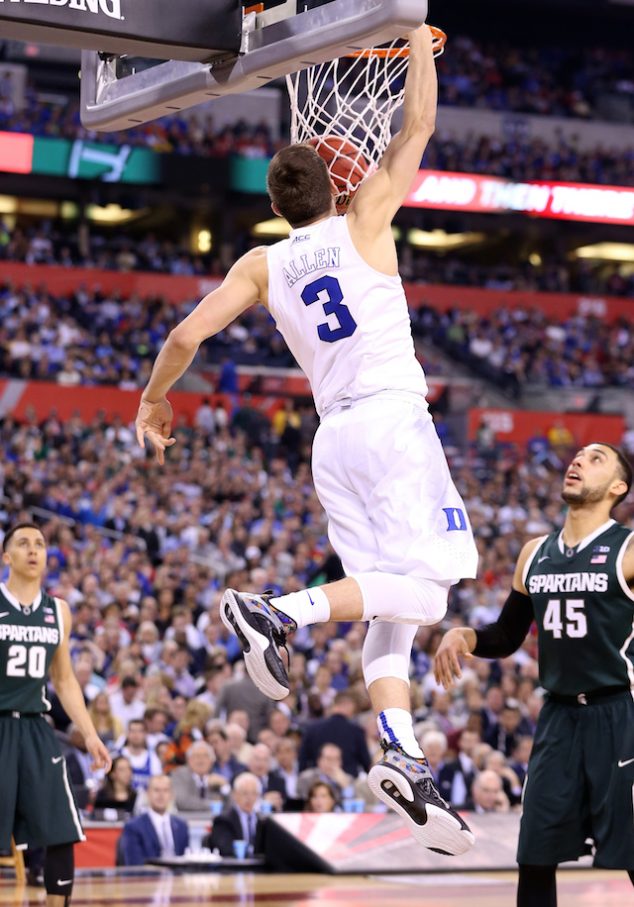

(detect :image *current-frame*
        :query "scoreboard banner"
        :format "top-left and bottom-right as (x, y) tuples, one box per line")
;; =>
(405, 170), (634, 226)
(0, 131), (160, 184)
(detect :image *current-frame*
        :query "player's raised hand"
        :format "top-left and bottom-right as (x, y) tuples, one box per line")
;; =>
(433, 628), (474, 690)
(85, 732), (113, 773)
(135, 396), (176, 465)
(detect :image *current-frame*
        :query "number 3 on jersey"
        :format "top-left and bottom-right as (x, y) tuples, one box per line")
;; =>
(301, 275), (357, 343)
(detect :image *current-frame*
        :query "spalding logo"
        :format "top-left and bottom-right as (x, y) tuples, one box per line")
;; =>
(0, 0), (122, 20)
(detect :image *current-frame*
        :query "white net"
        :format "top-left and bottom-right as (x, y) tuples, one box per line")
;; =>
(286, 30), (445, 206)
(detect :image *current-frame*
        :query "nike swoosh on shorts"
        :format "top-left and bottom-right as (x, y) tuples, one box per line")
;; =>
(618, 757), (634, 768)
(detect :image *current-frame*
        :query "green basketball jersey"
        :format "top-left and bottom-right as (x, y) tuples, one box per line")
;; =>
(525, 520), (634, 696)
(0, 584), (63, 712)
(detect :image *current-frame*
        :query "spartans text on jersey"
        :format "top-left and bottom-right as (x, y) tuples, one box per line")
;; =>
(527, 572), (609, 595)
(0, 624), (60, 644)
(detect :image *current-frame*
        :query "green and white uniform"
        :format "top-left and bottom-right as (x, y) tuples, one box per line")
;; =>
(0, 584), (85, 850)
(518, 520), (634, 868)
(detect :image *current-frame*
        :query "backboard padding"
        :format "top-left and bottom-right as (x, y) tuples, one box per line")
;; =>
(80, 0), (427, 131)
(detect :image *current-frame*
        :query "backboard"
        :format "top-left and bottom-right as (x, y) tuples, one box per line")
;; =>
(78, 0), (427, 132)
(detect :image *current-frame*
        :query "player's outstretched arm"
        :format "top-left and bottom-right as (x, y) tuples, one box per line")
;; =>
(49, 599), (112, 772)
(135, 249), (264, 463)
(349, 25), (437, 228)
(434, 538), (542, 689)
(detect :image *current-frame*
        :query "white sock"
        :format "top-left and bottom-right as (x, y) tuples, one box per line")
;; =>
(270, 586), (331, 629)
(377, 708), (424, 759)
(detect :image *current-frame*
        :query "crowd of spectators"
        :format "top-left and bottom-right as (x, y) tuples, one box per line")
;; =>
(437, 37), (634, 122)
(4, 404), (632, 843)
(412, 304), (634, 396)
(0, 267), (633, 394)
(2, 86), (634, 188)
(2, 34), (633, 153)
(3, 217), (633, 298)
(422, 132), (634, 187)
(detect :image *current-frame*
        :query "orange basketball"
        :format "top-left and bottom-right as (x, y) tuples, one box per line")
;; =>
(309, 135), (370, 213)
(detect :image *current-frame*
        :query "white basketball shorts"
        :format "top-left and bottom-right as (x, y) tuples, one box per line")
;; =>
(312, 393), (478, 584)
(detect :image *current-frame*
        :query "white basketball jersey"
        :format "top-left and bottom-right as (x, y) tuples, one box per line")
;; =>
(266, 216), (428, 418)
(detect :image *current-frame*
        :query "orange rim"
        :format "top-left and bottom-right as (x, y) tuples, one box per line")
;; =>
(348, 25), (446, 59)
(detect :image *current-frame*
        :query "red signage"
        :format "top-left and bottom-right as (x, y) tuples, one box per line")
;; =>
(406, 170), (634, 226)
(468, 408), (625, 447)
(0, 131), (34, 174)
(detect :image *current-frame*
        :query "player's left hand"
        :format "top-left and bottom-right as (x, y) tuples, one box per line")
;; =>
(85, 733), (113, 773)
(433, 628), (473, 690)
(135, 396), (176, 465)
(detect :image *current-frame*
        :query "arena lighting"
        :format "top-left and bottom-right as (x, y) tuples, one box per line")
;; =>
(85, 203), (145, 224)
(252, 218), (291, 237)
(251, 220), (401, 239)
(197, 229), (212, 254)
(0, 196), (17, 215)
(572, 243), (634, 262)
(406, 228), (487, 250)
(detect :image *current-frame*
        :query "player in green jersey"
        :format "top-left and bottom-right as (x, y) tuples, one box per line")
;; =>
(434, 443), (634, 907)
(0, 523), (111, 907)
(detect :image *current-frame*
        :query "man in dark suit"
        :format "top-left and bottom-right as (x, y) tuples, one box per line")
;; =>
(119, 775), (189, 865)
(205, 723), (247, 783)
(246, 743), (287, 811)
(203, 772), (265, 857)
(299, 691), (370, 777)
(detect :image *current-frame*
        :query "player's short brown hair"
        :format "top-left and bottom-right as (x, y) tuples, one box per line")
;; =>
(2, 522), (44, 551)
(267, 143), (334, 227)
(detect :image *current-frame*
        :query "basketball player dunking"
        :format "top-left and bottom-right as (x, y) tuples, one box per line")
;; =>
(135, 26), (478, 856)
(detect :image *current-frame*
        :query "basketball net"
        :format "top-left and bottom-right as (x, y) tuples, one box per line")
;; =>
(286, 28), (446, 201)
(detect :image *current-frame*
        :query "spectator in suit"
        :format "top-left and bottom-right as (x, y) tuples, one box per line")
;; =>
(419, 729), (447, 786)
(299, 691), (370, 778)
(171, 741), (229, 811)
(297, 742), (354, 802)
(63, 723), (95, 810)
(216, 671), (272, 742)
(203, 772), (265, 857)
(509, 735), (533, 787)
(247, 743), (287, 811)
(470, 770), (511, 814)
(119, 775), (189, 865)
(485, 698), (530, 757)
(274, 736), (301, 804)
(437, 728), (477, 809)
(205, 722), (247, 783)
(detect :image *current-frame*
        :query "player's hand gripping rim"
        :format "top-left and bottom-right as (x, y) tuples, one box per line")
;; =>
(433, 628), (473, 690)
(135, 396), (177, 465)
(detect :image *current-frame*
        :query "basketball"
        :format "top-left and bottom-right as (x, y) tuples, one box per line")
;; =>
(309, 135), (371, 213)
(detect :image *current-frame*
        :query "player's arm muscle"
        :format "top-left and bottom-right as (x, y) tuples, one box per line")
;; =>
(141, 250), (264, 402)
(49, 600), (97, 740)
(348, 25), (437, 229)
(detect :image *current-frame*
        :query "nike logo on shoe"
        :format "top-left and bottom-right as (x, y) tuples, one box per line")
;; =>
(618, 758), (634, 768)
(51, 756), (64, 764)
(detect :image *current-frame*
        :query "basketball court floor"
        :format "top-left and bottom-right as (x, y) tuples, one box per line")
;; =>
(1, 868), (630, 907)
